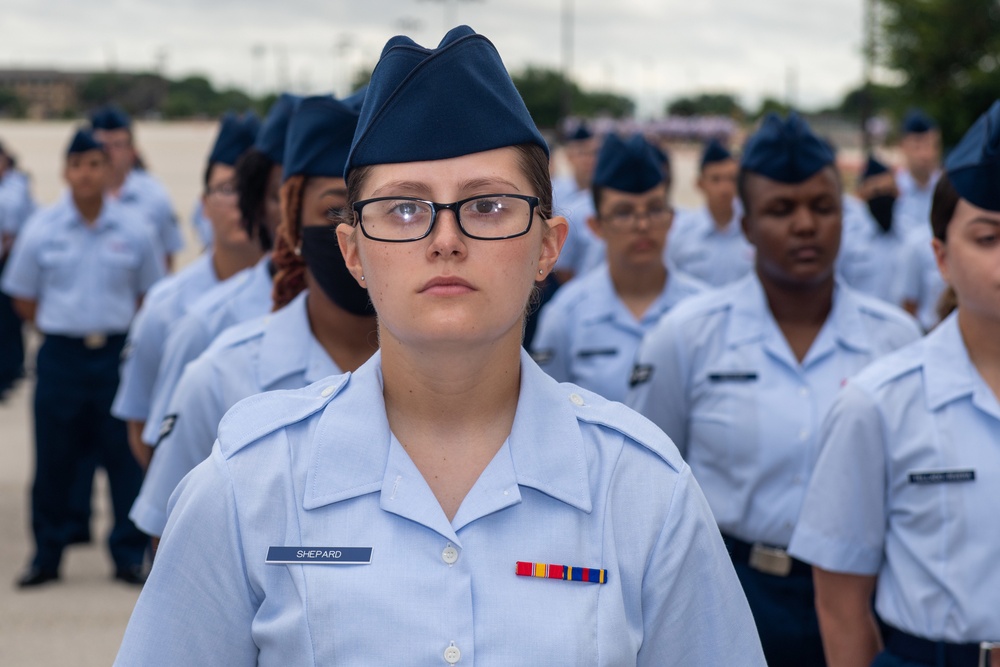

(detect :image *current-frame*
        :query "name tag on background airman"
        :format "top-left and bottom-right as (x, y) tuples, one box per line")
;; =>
(577, 348), (619, 358)
(708, 371), (758, 382)
(266, 547), (373, 564)
(908, 469), (976, 484)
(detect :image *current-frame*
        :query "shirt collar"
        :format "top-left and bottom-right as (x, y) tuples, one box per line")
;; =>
(922, 313), (998, 415)
(257, 291), (340, 389)
(724, 274), (871, 353)
(303, 349), (593, 514)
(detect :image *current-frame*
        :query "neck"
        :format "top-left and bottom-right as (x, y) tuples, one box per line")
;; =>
(707, 199), (734, 228)
(73, 194), (103, 224)
(305, 282), (378, 373)
(381, 325), (522, 446)
(211, 243), (263, 282)
(107, 170), (127, 193)
(758, 269), (834, 325)
(610, 260), (667, 299)
(957, 308), (1000, 373)
(910, 168), (933, 189)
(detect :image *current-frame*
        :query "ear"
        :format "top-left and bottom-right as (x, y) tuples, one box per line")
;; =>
(538, 216), (569, 279)
(931, 237), (950, 286)
(336, 224), (366, 287)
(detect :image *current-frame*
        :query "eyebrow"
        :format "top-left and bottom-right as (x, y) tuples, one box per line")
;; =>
(369, 177), (523, 199)
(320, 188), (348, 198)
(968, 217), (1000, 227)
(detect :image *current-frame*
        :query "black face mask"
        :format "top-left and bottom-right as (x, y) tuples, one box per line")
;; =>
(299, 226), (376, 317)
(867, 194), (896, 233)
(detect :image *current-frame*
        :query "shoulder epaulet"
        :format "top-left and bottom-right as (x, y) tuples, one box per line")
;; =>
(563, 385), (684, 472)
(851, 340), (926, 390)
(205, 313), (270, 354)
(216, 373), (351, 458)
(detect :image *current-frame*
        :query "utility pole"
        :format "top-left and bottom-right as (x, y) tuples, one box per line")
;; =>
(560, 0), (574, 123)
(861, 0), (877, 151)
(416, 0), (483, 36)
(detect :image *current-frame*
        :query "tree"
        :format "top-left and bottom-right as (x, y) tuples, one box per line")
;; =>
(511, 66), (633, 129)
(0, 88), (26, 118)
(754, 97), (791, 119)
(879, 0), (1000, 144)
(666, 93), (744, 118)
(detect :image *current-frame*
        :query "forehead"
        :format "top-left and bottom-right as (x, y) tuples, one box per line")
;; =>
(702, 159), (738, 177)
(599, 184), (667, 210)
(207, 163), (236, 183)
(363, 146), (530, 197)
(67, 149), (107, 164)
(952, 197), (1000, 228)
(303, 176), (348, 199)
(744, 167), (840, 207)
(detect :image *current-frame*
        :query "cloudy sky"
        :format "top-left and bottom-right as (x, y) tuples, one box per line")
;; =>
(2, 0), (873, 115)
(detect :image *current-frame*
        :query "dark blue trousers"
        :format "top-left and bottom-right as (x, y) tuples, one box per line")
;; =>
(0, 255), (25, 393)
(30, 334), (147, 572)
(732, 558), (828, 667)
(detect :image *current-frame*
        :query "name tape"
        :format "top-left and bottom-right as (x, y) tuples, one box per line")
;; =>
(266, 547), (373, 565)
(908, 470), (976, 485)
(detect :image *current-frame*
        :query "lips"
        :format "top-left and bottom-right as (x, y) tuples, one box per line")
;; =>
(419, 275), (476, 295)
(790, 245), (821, 261)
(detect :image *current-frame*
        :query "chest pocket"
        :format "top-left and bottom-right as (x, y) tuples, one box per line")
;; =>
(689, 369), (760, 472)
(100, 243), (140, 288)
(38, 244), (77, 290)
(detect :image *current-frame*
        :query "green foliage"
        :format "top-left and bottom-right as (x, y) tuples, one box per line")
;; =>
(350, 66), (374, 93)
(832, 82), (900, 118)
(666, 93), (744, 118)
(754, 97), (792, 119)
(511, 66), (633, 129)
(0, 87), (26, 117)
(879, 0), (1000, 144)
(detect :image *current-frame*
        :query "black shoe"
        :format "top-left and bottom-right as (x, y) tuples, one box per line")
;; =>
(16, 566), (59, 588)
(113, 565), (147, 586)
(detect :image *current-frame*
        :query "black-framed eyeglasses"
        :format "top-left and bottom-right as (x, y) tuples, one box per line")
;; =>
(350, 194), (539, 242)
(206, 182), (238, 198)
(601, 204), (673, 231)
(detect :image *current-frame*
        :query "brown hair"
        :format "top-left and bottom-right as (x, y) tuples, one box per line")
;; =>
(930, 173), (961, 242)
(271, 175), (307, 311)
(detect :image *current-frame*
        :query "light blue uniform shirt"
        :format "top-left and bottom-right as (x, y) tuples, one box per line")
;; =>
(553, 186), (604, 277)
(789, 313), (1000, 644)
(111, 253), (219, 421)
(131, 291), (340, 537)
(894, 232), (946, 330)
(895, 168), (940, 234)
(115, 169), (184, 260)
(1, 195), (162, 335)
(141, 256), (274, 446)
(837, 195), (917, 305)
(116, 349), (764, 666)
(0, 169), (36, 238)
(532, 264), (706, 403)
(627, 274), (921, 547)
(665, 202), (753, 287)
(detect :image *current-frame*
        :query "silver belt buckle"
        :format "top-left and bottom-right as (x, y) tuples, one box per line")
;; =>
(749, 543), (793, 577)
(83, 333), (107, 350)
(980, 641), (999, 667)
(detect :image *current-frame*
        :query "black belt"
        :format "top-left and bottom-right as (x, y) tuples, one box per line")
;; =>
(721, 533), (812, 577)
(45, 333), (127, 350)
(884, 624), (992, 667)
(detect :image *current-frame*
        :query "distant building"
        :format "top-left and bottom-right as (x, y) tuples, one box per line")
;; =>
(0, 69), (94, 118)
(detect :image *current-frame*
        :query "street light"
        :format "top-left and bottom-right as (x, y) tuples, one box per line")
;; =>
(416, 0), (484, 36)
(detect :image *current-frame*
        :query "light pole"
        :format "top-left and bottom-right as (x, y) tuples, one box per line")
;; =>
(560, 0), (574, 122)
(861, 0), (877, 151)
(416, 0), (484, 36)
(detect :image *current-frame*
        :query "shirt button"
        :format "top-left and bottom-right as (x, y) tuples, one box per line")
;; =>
(798, 386), (809, 397)
(444, 643), (461, 664)
(799, 429), (809, 441)
(441, 545), (459, 565)
(321, 386), (335, 397)
(569, 393), (585, 406)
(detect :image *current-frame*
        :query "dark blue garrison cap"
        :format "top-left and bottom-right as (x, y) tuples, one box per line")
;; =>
(592, 134), (665, 194)
(283, 94), (363, 181)
(345, 25), (547, 176)
(861, 154), (890, 180)
(740, 113), (834, 183)
(66, 128), (104, 156)
(944, 99), (1000, 212)
(209, 112), (260, 166)
(700, 138), (732, 169)
(90, 105), (131, 131)
(255, 93), (302, 164)
(901, 109), (937, 135)
(565, 124), (594, 142)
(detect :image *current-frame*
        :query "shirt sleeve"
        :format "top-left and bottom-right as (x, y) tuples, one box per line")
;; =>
(115, 450), (259, 666)
(142, 315), (214, 446)
(0, 221), (41, 299)
(135, 227), (165, 294)
(788, 381), (887, 575)
(530, 300), (573, 384)
(625, 316), (691, 457)
(637, 465), (766, 665)
(130, 353), (228, 537)
(893, 238), (924, 303)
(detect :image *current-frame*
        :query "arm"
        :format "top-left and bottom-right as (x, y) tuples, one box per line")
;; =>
(126, 420), (151, 471)
(813, 568), (881, 667)
(11, 297), (35, 324)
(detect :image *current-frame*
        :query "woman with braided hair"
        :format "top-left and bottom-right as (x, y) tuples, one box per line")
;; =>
(126, 93), (377, 545)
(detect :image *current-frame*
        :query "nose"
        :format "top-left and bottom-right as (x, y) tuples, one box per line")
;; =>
(789, 203), (818, 236)
(426, 207), (467, 258)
